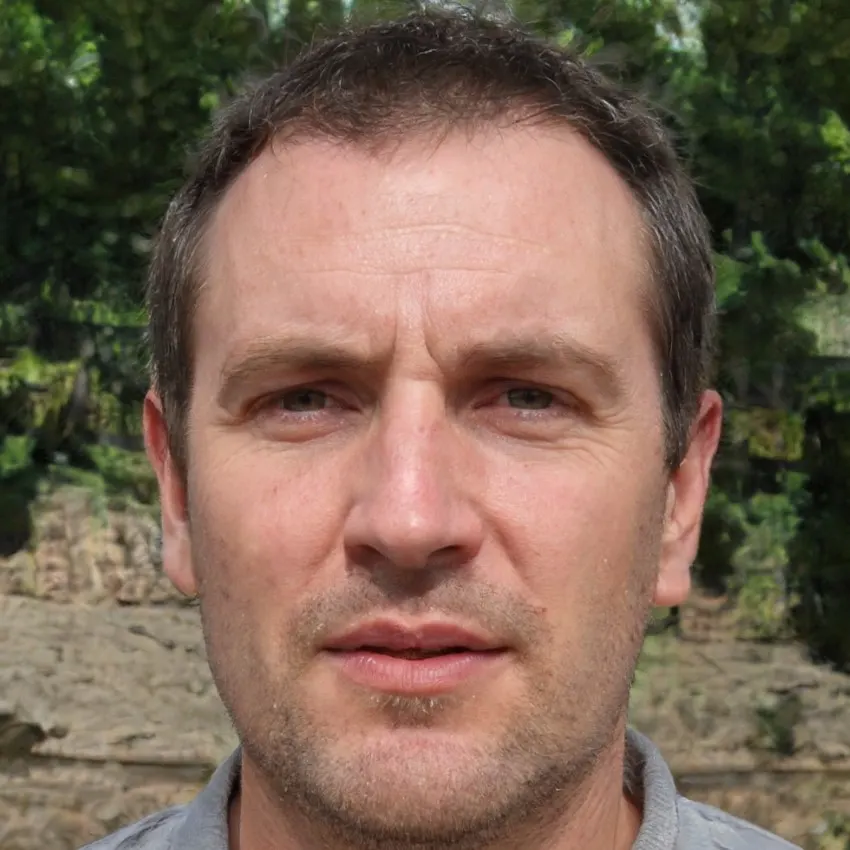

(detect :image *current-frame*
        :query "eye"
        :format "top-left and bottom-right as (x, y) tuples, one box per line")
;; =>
(276, 388), (332, 412)
(503, 387), (556, 410)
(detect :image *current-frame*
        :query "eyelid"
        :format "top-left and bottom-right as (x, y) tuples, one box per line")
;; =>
(271, 386), (340, 407)
(484, 380), (574, 404)
(250, 379), (577, 414)
(246, 384), (324, 414)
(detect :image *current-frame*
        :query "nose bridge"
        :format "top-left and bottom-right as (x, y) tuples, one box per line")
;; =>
(347, 380), (482, 570)
(376, 383), (453, 525)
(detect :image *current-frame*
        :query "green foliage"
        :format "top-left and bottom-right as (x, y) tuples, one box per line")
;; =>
(789, 403), (850, 669)
(752, 691), (803, 756)
(85, 444), (158, 506)
(1, 0), (304, 309)
(726, 408), (805, 460)
(736, 574), (789, 642)
(695, 486), (747, 593)
(802, 292), (850, 356)
(710, 482), (804, 641)
(0, 436), (36, 477)
(810, 813), (850, 850)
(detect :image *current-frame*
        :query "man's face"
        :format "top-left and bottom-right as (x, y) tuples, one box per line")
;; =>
(147, 125), (720, 845)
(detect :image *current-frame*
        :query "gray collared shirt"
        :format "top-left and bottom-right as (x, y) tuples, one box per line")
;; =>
(80, 729), (800, 849)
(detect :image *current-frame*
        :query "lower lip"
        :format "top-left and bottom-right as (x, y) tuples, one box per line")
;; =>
(325, 650), (507, 695)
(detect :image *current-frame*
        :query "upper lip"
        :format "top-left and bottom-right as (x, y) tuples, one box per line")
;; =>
(323, 620), (504, 652)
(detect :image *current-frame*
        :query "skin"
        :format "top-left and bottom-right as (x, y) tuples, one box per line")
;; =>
(145, 123), (722, 850)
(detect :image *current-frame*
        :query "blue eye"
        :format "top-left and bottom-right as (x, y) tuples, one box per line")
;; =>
(505, 388), (555, 410)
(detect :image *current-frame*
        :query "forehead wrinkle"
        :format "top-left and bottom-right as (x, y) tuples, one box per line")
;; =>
(216, 227), (559, 283)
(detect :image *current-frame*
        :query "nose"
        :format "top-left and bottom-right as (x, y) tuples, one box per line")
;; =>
(344, 387), (485, 576)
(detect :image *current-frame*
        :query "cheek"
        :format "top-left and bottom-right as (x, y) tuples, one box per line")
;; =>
(489, 457), (658, 607)
(189, 442), (349, 601)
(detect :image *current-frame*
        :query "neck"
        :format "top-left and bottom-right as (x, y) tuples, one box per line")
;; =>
(229, 726), (642, 850)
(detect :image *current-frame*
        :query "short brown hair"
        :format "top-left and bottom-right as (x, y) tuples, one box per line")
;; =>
(147, 8), (716, 477)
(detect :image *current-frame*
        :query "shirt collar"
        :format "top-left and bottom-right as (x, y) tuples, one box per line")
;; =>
(627, 727), (681, 850)
(171, 746), (241, 849)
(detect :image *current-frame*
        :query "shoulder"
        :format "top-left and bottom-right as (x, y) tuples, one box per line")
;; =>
(677, 796), (802, 850)
(78, 804), (186, 850)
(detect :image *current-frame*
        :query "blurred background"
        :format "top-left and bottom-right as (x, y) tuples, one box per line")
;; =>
(0, 1), (848, 848)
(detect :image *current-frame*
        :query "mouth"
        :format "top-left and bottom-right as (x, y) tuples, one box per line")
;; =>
(343, 646), (483, 659)
(322, 621), (510, 695)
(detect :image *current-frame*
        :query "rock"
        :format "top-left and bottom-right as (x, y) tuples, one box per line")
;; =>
(0, 487), (179, 607)
(817, 740), (850, 763)
(0, 707), (48, 757)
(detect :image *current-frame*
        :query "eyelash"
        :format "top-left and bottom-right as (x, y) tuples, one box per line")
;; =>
(254, 382), (577, 419)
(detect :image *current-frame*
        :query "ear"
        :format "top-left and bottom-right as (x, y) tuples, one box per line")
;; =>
(143, 390), (198, 598)
(655, 390), (724, 608)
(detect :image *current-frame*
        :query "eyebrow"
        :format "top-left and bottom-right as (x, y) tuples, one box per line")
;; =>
(456, 336), (626, 398)
(217, 337), (377, 407)
(217, 332), (625, 407)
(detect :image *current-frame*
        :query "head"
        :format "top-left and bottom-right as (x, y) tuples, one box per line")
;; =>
(144, 9), (722, 850)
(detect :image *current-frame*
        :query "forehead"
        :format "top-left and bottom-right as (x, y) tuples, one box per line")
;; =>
(199, 124), (652, 364)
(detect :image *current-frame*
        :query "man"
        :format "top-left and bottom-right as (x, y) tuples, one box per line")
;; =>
(85, 9), (799, 850)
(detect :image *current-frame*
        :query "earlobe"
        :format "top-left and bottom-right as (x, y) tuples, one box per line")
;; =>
(654, 560), (692, 608)
(143, 391), (198, 598)
(655, 481), (691, 606)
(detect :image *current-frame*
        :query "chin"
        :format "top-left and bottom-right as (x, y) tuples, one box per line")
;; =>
(313, 737), (506, 814)
(271, 730), (569, 850)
